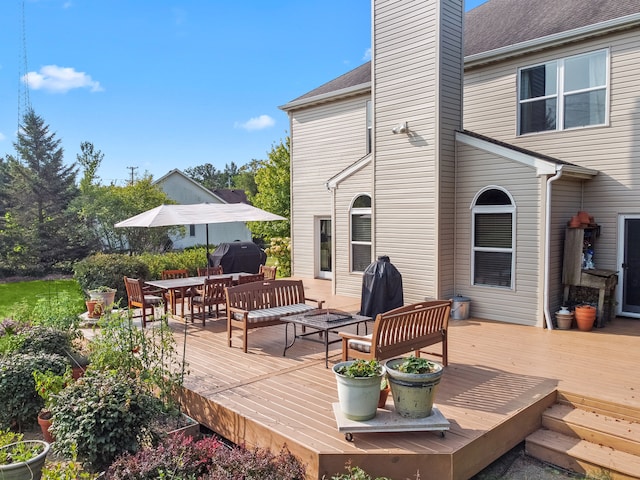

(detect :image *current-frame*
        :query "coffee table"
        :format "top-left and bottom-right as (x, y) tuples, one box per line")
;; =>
(283, 309), (371, 368)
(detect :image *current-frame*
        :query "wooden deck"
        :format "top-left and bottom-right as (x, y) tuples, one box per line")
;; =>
(158, 278), (640, 480)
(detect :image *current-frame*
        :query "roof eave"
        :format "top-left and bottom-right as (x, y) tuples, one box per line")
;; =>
(465, 12), (640, 69)
(279, 82), (371, 112)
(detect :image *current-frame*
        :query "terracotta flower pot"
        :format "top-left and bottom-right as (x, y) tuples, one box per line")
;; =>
(575, 305), (596, 331)
(378, 383), (391, 408)
(37, 412), (54, 443)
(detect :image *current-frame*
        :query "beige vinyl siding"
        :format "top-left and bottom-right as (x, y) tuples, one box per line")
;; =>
(333, 164), (374, 299)
(437, 0), (463, 299)
(372, 0), (462, 304)
(290, 94), (370, 278)
(455, 143), (543, 326)
(464, 29), (640, 273)
(549, 179), (585, 315)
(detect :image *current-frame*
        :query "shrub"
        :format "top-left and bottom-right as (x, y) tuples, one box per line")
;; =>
(264, 237), (291, 277)
(0, 352), (69, 430)
(204, 444), (305, 480)
(18, 326), (75, 356)
(104, 434), (223, 480)
(51, 371), (163, 472)
(74, 253), (150, 305)
(10, 292), (84, 331)
(329, 465), (393, 480)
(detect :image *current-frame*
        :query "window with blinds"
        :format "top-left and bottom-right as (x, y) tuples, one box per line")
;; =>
(351, 194), (372, 272)
(472, 188), (515, 288)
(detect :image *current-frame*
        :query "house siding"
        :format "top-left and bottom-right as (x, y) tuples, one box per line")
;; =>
(373, 0), (462, 304)
(455, 143), (543, 326)
(464, 29), (640, 274)
(333, 164), (374, 299)
(290, 94), (370, 278)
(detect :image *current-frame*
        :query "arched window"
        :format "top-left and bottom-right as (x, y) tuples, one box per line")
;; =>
(351, 194), (372, 272)
(472, 187), (515, 288)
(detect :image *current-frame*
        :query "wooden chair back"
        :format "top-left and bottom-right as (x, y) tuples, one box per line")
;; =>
(237, 273), (265, 285)
(191, 276), (233, 325)
(197, 266), (223, 276)
(259, 265), (277, 280)
(123, 276), (163, 328)
(162, 269), (189, 280)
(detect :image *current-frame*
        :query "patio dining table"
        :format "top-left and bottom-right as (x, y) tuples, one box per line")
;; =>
(145, 273), (253, 319)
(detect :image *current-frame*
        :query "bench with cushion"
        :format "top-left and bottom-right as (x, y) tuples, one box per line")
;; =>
(225, 279), (324, 353)
(339, 300), (452, 366)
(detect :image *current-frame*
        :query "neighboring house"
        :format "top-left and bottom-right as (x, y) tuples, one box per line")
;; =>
(280, 0), (640, 327)
(154, 169), (251, 249)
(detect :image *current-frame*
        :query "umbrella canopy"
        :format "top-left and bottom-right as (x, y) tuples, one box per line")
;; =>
(114, 203), (286, 228)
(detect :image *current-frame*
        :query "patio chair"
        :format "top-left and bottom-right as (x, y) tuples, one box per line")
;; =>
(259, 265), (277, 280)
(190, 276), (233, 325)
(197, 266), (223, 276)
(161, 269), (191, 317)
(237, 273), (265, 284)
(123, 276), (164, 328)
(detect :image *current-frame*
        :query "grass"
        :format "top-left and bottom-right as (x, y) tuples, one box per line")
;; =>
(0, 279), (85, 319)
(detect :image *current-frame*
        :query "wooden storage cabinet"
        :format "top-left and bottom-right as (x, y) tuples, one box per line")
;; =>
(562, 226), (617, 327)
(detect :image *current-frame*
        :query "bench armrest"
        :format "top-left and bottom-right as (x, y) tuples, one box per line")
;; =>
(228, 306), (249, 321)
(305, 297), (325, 309)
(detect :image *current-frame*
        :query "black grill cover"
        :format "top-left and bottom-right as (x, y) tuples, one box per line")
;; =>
(359, 256), (404, 319)
(208, 242), (267, 274)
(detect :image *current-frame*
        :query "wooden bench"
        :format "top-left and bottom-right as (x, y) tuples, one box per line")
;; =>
(225, 279), (324, 353)
(339, 300), (452, 366)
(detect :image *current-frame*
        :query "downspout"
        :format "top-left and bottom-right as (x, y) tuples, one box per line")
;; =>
(543, 166), (564, 329)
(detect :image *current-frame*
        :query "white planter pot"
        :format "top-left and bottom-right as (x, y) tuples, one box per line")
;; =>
(333, 361), (385, 421)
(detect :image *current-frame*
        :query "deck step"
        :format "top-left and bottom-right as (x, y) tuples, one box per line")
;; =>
(526, 429), (640, 480)
(526, 394), (640, 479)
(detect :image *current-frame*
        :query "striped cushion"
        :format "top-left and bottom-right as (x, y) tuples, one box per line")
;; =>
(232, 303), (315, 323)
(144, 295), (163, 305)
(348, 334), (373, 353)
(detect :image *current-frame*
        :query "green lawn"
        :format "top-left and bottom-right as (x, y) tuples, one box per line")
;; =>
(0, 279), (85, 319)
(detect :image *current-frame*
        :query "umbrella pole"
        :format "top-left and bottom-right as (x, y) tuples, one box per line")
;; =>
(205, 224), (210, 264)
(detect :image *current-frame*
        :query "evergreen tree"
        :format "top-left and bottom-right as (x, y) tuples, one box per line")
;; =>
(3, 109), (85, 272)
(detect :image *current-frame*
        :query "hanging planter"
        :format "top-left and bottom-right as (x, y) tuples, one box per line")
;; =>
(575, 305), (596, 331)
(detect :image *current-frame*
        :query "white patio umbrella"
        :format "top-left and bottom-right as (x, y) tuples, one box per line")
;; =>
(115, 203), (286, 256)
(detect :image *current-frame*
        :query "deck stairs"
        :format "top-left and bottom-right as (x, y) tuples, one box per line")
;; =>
(526, 391), (640, 479)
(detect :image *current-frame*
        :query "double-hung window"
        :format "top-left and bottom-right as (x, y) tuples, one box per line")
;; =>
(472, 188), (515, 289)
(518, 49), (608, 135)
(351, 194), (371, 272)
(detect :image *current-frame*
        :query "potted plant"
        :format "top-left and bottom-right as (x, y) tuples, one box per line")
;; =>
(384, 356), (443, 418)
(378, 376), (391, 409)
(0, 430), (50, 480)
(33, 367), (72, 442)
(574, 304), (597, 331)
(87, 286), (116, 312)
(333, 359), (386, 421)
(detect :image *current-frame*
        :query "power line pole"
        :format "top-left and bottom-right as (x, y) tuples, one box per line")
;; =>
(127, 166), (138, 184)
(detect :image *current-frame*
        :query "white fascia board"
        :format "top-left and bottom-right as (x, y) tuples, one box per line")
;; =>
(456, 131), (557, 176)
(279, 83), (371, 112)
(465, 13), (640, 68)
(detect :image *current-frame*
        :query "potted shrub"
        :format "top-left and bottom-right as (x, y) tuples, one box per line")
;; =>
(0, 430), (50, 480)
(33, 367), (72, 442)
(384, 356), (443, 419)
(87, 286), (117, 312)
(333, 359), (386, 421)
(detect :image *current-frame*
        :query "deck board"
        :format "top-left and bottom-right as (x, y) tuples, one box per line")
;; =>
(137, 278), (640, 479)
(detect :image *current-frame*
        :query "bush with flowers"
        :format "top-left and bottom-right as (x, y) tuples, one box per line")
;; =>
(264, 237), (291, 277)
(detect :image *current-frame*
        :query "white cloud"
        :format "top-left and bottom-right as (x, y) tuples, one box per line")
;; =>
(363, 48), (371, 61)
(235, 115), (275, 131)
(23, 65), (103, 93)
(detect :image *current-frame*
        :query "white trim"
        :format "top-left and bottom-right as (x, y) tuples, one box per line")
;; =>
(316, 217), (332, 280)
(350, 194), (372, 273)
(617, 214), (640, 318)
(326, 154), (372, 190)
(279, 83), (371, 111)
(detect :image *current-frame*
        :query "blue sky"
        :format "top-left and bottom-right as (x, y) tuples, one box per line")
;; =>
(0, 1), (487, 185)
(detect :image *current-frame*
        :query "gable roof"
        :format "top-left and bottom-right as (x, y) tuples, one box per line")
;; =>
(281, 0), (640, 109)
(456, 130), (598, 179)
(154, 169), (226, 204)
(465, 0), (640, 57)
(213, 189), (249, 204)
